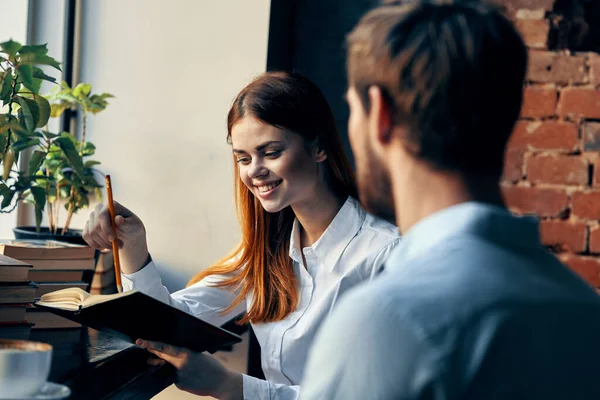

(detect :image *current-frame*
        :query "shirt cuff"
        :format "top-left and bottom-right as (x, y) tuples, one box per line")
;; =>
(121, 260), (161, 291)
(243, 374), (270, 400)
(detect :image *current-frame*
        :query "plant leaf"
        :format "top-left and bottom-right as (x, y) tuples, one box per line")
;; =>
(26, 78), (42, 94)
(15, 64), (34, 93)
(49, 102), (71, 118)
(14, 96), (39, 131)
(41, 130), (59, 139)
(34, 95), (50, 127)
(0, 40), (22, 56)
(27, 131), (44, 139)
(87, 93), (114, 114)
(0, 70), (13, 104)
(73, 83), (92, 98)
(19, 53), (61, 71)
(0, 133), (6, 156)
(11, 138), (39, 153)
(52, 91), (78, 104)
(55, 136), (84, 179)
(81, 141), (96, 156)
(32, 67), (56, 83)
(30, 186), (46, 230)
(0, 186), (15, 209)
(2, 150), (15, 180)
(29, 150), (45, 174)
(19, 44), (48, 55)
(84, 160), (101, 168)
(0, 122), (22, 136)
(59, 132), (77, 144)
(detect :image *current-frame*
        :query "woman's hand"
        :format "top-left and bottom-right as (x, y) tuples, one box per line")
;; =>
(137, 339), (243, 400)
(83, 201), (150, 274)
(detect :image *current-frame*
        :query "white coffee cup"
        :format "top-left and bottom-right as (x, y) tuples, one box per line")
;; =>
(0, 339), (53, 398)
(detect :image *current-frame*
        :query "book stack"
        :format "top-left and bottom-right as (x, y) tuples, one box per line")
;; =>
(0, 240), (96, 329)
(90, 251), (117, 295)
(0, 254), (36, 339)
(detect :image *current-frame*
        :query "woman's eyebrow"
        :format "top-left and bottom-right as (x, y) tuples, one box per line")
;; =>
(232, 140), (284, 153)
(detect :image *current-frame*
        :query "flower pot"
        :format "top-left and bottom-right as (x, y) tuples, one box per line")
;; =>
(12, 226), (87, 246)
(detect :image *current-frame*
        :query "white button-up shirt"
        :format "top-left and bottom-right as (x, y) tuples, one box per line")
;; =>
(122, 196), (401, 399)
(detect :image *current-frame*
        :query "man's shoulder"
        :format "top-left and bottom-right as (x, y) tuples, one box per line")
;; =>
(339, 213), (401, 274)
(331, 274), (428, 338)
(350, 212), (402, 257)
(361, 212), (401, 240)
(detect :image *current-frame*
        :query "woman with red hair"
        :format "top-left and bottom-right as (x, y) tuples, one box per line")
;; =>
(83, 71), (400, 399)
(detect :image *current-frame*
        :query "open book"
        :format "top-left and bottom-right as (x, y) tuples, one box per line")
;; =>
(35, 288), (242, 353)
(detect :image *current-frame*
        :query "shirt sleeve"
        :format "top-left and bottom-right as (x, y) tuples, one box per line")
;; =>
(243, 374), (300, 400)
(300, 286), (445, 400)
(121, 260), (246, 326)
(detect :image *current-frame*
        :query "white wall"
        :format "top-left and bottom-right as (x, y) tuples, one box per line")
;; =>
(27, 0), (66, 100)
(0, 0), (28, 53)
(74, 0), (271, 290)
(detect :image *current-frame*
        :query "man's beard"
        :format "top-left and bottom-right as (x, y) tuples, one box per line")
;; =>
(356, 147), (396, 225)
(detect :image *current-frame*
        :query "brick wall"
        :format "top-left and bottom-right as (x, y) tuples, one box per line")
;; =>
(500, 0), (600, 287)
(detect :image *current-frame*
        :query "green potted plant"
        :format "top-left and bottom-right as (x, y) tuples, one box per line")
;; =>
(0, 39), (112, 244)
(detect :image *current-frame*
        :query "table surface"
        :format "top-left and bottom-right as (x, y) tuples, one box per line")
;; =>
(29, 328), (175, 400)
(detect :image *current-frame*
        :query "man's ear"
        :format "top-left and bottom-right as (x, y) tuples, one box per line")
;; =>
(368, 85), (393, 146)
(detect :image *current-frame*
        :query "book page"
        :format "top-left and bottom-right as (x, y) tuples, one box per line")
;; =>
(36, 287), (135, 310)
(81, 290), (133, 308)
(36, 287), (91, 311)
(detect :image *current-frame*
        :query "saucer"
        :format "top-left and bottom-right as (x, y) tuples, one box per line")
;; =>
(0, 382), (71, 400)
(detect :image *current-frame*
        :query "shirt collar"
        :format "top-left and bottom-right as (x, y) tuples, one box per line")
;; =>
(386, 201), (541, 272)
(289, 196), (366, 268)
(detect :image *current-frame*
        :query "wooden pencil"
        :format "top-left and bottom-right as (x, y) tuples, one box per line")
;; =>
(105, 175), (123, 293)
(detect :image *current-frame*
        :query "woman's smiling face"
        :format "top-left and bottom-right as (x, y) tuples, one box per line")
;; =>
(230, 116), (325, 213)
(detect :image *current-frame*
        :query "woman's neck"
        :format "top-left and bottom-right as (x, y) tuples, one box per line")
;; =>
(292, 184), (346, 248)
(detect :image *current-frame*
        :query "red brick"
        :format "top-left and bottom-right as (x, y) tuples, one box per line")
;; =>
(591, 53), (600, 86)
(502, 185), (568, 217)
(583, 123), (600, 152)
(527, 155), (588, 185)
(503, 0), (555, 12)
(520, 86), (557, 118)
(558, 88), (600, 119)
(572, 191), (600, 220)
(595, 160), (600, 187)
(589, 226), (600, 254)
(516, 19), (549, 49)
(503, 149), (524, 182)
(562, 255), (600, 287)
(527, 51), (586, 84)
(540, 220), (587, 252)
(508, 121), (578, 151)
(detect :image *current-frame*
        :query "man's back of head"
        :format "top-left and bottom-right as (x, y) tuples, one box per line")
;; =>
(347, 0), (527, 178)
(345, 0), (528, 229)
